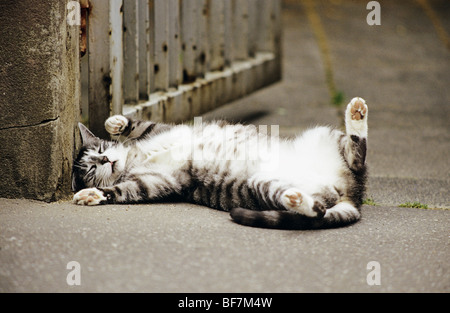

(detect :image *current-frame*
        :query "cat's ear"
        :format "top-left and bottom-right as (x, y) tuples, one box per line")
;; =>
(78, 122), (101, 146)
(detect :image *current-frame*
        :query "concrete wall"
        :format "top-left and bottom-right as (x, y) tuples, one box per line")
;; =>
(0, 0), (80, 201)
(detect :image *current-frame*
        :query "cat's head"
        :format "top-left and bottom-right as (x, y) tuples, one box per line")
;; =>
(72, 123), (127, 192)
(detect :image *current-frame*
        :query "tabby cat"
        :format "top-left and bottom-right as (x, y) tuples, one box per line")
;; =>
(72, 97), (368, 229)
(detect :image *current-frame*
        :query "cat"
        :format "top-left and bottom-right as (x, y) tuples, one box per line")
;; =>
(72, 97), (368, 230)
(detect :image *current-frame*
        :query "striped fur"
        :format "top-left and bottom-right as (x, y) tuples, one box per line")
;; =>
(72, 97), (369, 230)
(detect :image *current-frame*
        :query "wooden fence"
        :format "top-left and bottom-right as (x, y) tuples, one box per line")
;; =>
(84, 0), (282, 138)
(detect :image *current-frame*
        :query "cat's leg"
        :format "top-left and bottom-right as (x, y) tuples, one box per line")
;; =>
(72, 187), (107, 205)
(104, 115), (130, 136)
(281, 188), (326, 218)
(345, 97), (368, 137)
(342, 97), (368, 171)
(247, 175), (326, 218)
(104, 115), (155, 139)
(104, 115), (170, 140)
(73, 172), (185, 205)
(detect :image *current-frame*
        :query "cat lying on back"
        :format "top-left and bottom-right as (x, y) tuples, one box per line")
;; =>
(72, 97), (368, 229)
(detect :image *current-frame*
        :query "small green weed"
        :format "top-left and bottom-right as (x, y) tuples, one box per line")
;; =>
(363, 198), (377, 206)
(332, 90), (345, 107)
(398, 202), (429, 209)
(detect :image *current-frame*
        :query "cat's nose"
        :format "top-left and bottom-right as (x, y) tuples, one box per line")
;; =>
(100, 156), (109, 164)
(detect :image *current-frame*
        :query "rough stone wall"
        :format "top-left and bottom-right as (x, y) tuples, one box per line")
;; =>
(0, 0), (80, 201)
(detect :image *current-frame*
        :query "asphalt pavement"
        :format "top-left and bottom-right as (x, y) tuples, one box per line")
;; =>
(1, 0), (449, 293)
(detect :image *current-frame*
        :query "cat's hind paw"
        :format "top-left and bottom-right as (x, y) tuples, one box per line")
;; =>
(105, 115), (129, 136)
(345, 97), (368, 138)
(73, 188), (106, 206)
(348, 97), (367, 121)
(281, 188), (324, 218)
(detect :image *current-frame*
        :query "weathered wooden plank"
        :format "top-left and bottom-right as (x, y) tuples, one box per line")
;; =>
(109, 0), (124, 115)
(123, 0), (139, 104)
(88, 0), (110, 138)
(272, 0), (282, 57)
(272, 0), (282, 81)
(181, 0), (198, 82)
(247, 0), (257, 57)
(223, 0), (233, 67)
(208, 0), (225, 71)
(168, 0), (182, 88)
(154, 0), (169, 91)
(233, 0), (249, 60)
(88, 0), (123, 138)
(138, 0), (151, 100)
(197, 0), (208, 76)
(148, 0), (156, 93)
(255, 0), (274, 53)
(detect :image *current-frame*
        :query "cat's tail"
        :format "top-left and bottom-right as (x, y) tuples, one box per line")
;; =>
(230, 202), (361, 230)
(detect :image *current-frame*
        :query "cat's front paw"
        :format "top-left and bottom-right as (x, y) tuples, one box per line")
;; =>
(73, 188), (106, 206)
(105, 115), (129, 136)
(281, 188), (321, 218)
